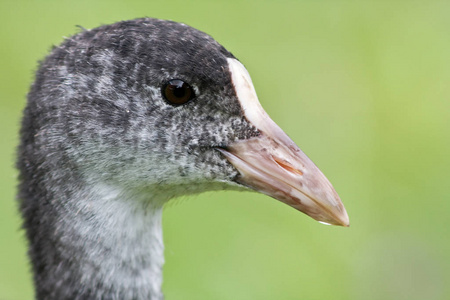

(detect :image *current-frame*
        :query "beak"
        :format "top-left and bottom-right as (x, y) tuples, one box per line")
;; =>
(220, 58), (349, 227)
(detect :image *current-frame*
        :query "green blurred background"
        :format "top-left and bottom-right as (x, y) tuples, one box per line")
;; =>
(1, 1), (449, 299)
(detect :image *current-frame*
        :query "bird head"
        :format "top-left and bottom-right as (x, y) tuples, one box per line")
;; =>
(29, 18), (348, 226)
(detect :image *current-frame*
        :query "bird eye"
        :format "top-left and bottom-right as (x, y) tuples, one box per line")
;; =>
(162, 79), (195, 105)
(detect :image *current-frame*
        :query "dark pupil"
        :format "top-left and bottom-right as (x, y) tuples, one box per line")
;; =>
(163, 79), (194, 105)
(172, 83), (186, 98)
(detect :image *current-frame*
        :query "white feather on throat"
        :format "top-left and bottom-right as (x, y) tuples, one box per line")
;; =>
(66, 182), (166, 299)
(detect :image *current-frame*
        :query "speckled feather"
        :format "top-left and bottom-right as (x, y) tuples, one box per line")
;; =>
(18, 18), (260, 300)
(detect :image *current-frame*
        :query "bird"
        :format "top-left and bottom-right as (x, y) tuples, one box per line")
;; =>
(17, 18), (349, 300)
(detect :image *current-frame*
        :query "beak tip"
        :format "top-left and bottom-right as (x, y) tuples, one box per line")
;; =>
(317, 204), (349, 227)
(333, 204), (350, 227)
(339, 217), (350, 227)
(337, 211), (350, 227)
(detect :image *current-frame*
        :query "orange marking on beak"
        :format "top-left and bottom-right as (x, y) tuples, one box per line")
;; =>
(273, 157), (304, 176)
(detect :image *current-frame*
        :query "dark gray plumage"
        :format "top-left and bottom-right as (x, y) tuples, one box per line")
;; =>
(18, 18), (348, 300)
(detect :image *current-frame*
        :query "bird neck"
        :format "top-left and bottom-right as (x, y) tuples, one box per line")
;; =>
(36, 182), (167, 300)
